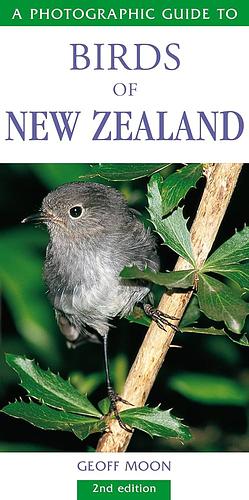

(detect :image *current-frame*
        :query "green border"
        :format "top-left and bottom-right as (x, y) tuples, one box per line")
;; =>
(1, 1), (249, 26)
(77, 480), (171, 500)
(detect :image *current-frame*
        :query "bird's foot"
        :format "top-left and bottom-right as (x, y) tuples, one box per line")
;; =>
(108, 387), (133, 433)
(144, 304), (180, 333)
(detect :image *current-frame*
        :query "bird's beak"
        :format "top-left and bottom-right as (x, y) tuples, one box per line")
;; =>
(21, 212), (46, 224)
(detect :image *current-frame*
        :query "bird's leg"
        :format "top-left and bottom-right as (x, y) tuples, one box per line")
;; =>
(102, 333), (133, 433)
(143, 304), (180, 333)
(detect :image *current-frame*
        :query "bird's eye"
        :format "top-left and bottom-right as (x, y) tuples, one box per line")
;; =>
(69, 205), (83, 219)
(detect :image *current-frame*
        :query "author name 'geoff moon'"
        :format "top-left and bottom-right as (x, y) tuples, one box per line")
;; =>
(77, 460), (171, 472)
(5, 110), (244, 142)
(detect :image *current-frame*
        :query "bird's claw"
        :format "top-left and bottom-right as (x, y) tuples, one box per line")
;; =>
(108, 388), (133, 433)
(114, 414), (133, 433)
(114, 394), (134, 406)
(144, 304), (180, 333)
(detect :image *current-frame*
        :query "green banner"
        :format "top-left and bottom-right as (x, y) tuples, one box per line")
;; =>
(77, 480), (171, 500)
(1, 1), (249, 26)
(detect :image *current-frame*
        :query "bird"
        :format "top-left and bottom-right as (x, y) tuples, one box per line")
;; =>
(22, 182), (178, 431)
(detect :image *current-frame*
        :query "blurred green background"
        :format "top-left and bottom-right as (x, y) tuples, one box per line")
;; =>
(0, 163), (249, 452)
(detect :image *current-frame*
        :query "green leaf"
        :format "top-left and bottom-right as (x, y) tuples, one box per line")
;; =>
(210, 263), (249, 292)
(148, 175), (195, 266)
(121, 406), (191, 441)
(120, 266), (195, 288)
(180, 326), (249, 347)
(6, 354), (101, 418)
(2, 401), (105, 439)
(31, 163), (174, 185)
(204, 226), (249, 269)
(169, 373), (249, 406)
(156, 206), (195, 266)
(161, 164), (203, 216)
(80, 163), (173, 181)
(98, 398), (110, 416)
(197, 274), (249, 334)
(147, 173), (164, 217)
(71, 420), (106, 441)
(180, 296), (201, 327)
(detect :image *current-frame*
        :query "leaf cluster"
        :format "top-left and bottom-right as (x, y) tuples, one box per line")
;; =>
(122, 164), (249, 344)
(2, 354), (191, 443)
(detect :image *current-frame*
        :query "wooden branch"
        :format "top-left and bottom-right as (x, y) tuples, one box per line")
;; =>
(96, 163), (243, 452)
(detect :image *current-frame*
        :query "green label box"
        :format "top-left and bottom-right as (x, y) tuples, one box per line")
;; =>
(77, 480), (171, 500)
(1, 1), (249, 26)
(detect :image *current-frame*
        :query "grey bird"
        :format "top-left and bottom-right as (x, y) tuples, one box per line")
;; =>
(22, 182), (178, 430)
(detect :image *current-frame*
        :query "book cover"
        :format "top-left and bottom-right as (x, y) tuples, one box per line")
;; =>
(0, 2), (248, 499)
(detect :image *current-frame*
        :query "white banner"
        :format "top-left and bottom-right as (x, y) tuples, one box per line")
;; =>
(0, 452), (247, 499)
(0, 26), (248, 162)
